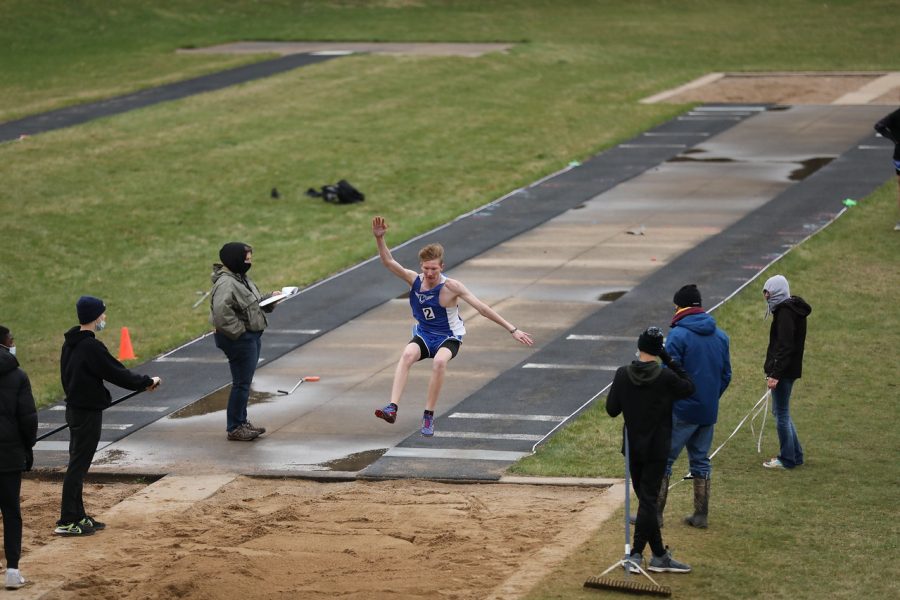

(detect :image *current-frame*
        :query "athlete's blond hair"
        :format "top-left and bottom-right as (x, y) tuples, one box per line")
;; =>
(418, 243), (444, 264)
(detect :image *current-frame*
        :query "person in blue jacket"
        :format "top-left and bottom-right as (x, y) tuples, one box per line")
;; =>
(660, 284), (731, 529)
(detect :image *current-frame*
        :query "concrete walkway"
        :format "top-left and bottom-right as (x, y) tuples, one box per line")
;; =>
(34, 104), (894, 480)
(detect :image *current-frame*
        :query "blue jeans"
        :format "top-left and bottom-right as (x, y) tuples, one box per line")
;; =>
(214, 330), (262, 432)
(666, 417), (714, 479)
(771, 378), (804, 468)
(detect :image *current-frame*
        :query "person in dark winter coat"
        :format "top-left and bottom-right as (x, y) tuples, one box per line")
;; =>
(761, 275), (811, 470)
(606, 327), (695, 575)
(210, 242), (280, 442)
(661, 284), (731, 529)
(56, 297), (160, 536)
(872, 106), (900, 230)
(0, 326), (37, 589)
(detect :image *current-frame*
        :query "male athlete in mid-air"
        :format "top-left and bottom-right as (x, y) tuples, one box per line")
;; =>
(372, 216), (534, 436)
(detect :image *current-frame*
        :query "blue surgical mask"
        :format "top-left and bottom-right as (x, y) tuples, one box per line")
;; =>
(95, 319), (107, 332)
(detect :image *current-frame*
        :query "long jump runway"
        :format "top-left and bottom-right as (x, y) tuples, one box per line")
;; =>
(33, 104), (893, 480)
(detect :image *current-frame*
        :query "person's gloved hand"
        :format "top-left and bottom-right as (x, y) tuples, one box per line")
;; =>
(658, 348), (672, 366)
(25, 447), (33, 472)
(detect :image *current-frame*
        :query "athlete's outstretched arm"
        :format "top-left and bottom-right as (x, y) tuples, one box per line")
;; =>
(373, 216), (417, 285)
(447, 279), (534, 346)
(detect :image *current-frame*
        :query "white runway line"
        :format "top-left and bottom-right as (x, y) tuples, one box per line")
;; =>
(433, 432), (544, 442)
(384, 447), (529, 461)
(566, 334), (634, 342)
(265, 329), (321, 335)
(50, 405), (169, 412)
(642, 132), (710, 137)
(450, 412), (567, 422)
(522, 363), (619, 371)
(618, 143), (688, 149)
(39, 423), (133, 430)
(678, 116), (743, 121)
(692, 105), (766, 112)
(154, 357), (228, 363)
(36, 441), (111, 452)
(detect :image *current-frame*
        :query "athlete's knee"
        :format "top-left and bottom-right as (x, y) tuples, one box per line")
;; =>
(432, 356), (450, 372)
(399, 347), (420, 365)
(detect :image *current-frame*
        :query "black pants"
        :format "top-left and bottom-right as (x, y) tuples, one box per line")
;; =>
(59, 407), (102, 524)
(630, 458), (666, 557)
(0, 471), (23, 569)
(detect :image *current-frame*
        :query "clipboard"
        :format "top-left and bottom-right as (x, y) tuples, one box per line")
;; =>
(259, 286), (299, 307)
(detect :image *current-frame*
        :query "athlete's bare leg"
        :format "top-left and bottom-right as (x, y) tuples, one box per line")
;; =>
(389, 343), (422, 406)
(424, 347), (453, 412)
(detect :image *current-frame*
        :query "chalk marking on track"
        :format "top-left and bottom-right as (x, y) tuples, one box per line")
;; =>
(38, 423), (132, 431)
(384, 448), (529, 461)
(433, 432), (544, 442)
(566, 334), (634, 342)
(35, 441), (111, 452)
(523, 363), (618, 371)
(618, 143), (688, 149)
(265, 329), (321, 335)
(449, 412), (567, 422)
(642, 132), (710, 137)
(50, 405), (169, 412)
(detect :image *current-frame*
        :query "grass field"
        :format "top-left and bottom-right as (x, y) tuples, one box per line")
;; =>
(2, 0), (897, 404)
(514, 185), (900, 599)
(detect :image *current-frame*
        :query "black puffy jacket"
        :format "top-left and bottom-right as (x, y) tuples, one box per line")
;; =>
(765, 296), (812, 381)
(0, 347), (37, 472)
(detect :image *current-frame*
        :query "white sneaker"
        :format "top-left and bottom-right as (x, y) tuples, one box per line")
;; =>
(763, 457), (786, 469)
(5, 568), (26, 590)
(894, 222), (900, 231)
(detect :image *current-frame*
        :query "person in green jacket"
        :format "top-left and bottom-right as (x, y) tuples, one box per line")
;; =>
(210, 242), (278, 442)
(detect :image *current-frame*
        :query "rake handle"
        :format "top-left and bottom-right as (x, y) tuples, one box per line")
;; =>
(36, 388), (144, 442)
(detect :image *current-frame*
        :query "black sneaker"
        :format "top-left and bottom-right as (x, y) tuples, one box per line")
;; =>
(80, 516), (106, 530)
(648, 548), (691, 573)
(53, 521), (95, 536)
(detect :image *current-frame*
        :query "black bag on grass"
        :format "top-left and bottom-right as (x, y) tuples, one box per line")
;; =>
(306, 179), (365, 204)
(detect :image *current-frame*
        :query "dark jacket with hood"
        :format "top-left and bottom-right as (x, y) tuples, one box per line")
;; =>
(666, 310), (732, 425)
(0, 346), (38, 472)
(765, 296), (812, 380)
(60, 327), (153, 411)
(606, 360), (695, 462)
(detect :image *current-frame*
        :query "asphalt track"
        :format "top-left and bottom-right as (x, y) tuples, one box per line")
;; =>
(30, 98), (893, 481)
(0, 53), (339, 143)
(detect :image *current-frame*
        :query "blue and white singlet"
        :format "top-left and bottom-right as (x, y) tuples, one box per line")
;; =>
(409, 275), (465, 354)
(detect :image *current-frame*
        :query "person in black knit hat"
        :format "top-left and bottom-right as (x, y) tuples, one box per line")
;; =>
(659, 284), (731, 530)
(57, 297), (161, 536)
(607, 327), (695, 575)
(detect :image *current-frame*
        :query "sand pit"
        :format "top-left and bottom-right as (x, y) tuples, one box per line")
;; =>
(642, 71), (900, 105)
(11, 475), (616, 599)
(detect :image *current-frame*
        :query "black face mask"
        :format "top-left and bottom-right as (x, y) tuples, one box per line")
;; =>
(219, 242), (252, 274)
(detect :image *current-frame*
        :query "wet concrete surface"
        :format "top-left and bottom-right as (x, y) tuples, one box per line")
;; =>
(34, 104), (895, 480)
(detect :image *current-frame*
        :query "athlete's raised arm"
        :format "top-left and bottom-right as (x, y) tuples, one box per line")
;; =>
(373, 216), (418, 285)
(445, 279), (534, 346)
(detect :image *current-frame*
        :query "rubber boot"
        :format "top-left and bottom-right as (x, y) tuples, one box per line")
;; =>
(684, 477), (709, 528)
(656, 475), (669, 529)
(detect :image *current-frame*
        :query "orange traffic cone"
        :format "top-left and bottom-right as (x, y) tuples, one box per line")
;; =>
(118, 327), (136, 361)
